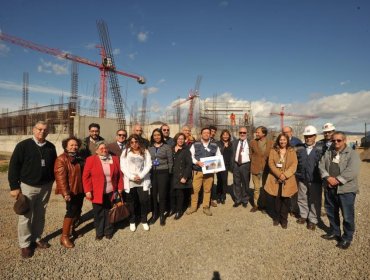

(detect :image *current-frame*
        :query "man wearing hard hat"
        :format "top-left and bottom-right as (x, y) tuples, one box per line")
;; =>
(316, 122), (336, 217)
(295, 126), (323, 231)
(317, 123), (336, 155)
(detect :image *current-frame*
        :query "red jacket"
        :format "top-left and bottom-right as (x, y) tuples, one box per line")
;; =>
(82, 155), (123, 204)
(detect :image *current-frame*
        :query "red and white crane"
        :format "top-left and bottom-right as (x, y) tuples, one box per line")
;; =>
(270, 106), (318, 130)
(173, 75), (202, 128)
(0, 31), (145, 120)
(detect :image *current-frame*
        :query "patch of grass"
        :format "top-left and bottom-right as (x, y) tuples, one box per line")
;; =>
(0, 164), (9, 173)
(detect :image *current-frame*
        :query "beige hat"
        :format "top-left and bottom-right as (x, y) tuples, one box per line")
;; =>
(322, 123), (336, 132)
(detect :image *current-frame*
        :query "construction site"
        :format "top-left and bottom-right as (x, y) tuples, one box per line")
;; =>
(0, 20), (256, 155)
(0, 21), (367, 155)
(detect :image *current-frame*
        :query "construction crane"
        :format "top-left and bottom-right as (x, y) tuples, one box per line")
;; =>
(270, 106), (318, 130)
(0, 30), (145, 127)
(173, 75), (202, 128)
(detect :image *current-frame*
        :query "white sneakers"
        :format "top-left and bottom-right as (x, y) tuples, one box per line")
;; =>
(142, 223), (150, 231)
(130, 223), (136, 232)
(130, 223), (150, 231)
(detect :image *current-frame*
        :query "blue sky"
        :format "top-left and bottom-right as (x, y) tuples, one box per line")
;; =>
(1, 0), (370, 132)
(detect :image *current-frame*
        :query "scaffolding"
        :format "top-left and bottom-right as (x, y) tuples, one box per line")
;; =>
(200, 94), (254, 139)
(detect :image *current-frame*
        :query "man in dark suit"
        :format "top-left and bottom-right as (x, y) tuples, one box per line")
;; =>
(107, 129), (127, 158)
(232, 126), (251, 208)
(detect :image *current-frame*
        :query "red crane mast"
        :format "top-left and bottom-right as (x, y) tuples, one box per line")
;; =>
(0, 32), (145, 118)
(270, 106), (318, 130)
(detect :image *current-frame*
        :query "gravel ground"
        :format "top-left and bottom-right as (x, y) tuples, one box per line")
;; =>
(0, 160), (369, 280)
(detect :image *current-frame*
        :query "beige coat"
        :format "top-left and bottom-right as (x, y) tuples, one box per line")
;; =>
(264, 147), (298, 197)
(249, 138), (274, 175)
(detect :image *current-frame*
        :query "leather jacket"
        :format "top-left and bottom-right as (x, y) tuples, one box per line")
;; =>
(54, 152), (84, 196)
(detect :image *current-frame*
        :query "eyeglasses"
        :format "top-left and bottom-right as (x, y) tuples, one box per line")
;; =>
(323, 131), (334, 134)
(118, 134), (127, 137)
(332, 139), (343, 143)
(239, 132), (247, 134)
(162, 129), (169, 132)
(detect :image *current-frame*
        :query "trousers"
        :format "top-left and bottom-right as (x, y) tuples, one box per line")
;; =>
(18, 181), (53, 248)
(325, 188), (356, 242)
(191, 171), (214, 209)
(297, 181), (322, 224)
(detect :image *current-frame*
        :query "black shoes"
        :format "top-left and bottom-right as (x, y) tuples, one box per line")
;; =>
(174, 212), (183, 220)
(321, 233), (341, 242)
(233, 202), (241, 208)
(306, 222), (316, 231)
(336, 240), (351, 250)
(242, 203), (248, 208)
(296, 218), (306, 224)
(148, 214), (158, 225)
(160, 215), (166, 226)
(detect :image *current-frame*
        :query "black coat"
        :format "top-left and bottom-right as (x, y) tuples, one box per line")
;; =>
(171, 147), (193, 189)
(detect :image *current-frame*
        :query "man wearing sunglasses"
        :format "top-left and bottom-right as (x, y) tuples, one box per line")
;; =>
(232, 126), (251, 208)
(107, 129), (127, 157)
(319, 132), (360, 249)
(317, 123), (336, 156)
(161, 124), (174, 147)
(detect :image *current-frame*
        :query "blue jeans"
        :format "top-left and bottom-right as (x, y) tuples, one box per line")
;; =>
(325, 188), (356, 242)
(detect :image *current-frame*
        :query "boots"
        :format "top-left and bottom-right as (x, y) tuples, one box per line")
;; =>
(160, 214), (166, 226)
(71, 217), (83, 238)
(60, 218), (75, 248)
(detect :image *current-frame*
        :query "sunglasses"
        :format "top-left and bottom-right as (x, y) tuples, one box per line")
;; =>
(118, 134), (127, 137)
(162, 129), (169, 132)
(332, 139), (343, 143)
(239, 132), (247, 134)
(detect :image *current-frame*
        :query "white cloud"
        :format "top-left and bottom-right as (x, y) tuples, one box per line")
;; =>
(85, 43), (96, 50)
(340, 80), (350, 86)
(141, 87), (158, 95)
(128, 52), (138, 60)
(113, 48), (120, 56)
(162, 91), (370, 132)
(0, 43), (10, 56)
(137, 32), (148, 43)
(157, 79), (166, 85)
(37, 58), (68, 75)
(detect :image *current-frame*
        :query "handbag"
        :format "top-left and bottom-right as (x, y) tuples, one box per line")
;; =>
(108, 193), (130, 224)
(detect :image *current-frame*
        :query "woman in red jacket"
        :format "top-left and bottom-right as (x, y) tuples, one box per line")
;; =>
(83, 141), (123, 240)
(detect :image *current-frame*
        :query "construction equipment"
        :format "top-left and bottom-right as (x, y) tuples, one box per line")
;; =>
(173, 75), (202, 128)
(270, 106), (318, 130)
(0, 29), (145, 129)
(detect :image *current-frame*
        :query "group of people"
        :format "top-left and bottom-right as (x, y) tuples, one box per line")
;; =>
(8, 120), (360, 259)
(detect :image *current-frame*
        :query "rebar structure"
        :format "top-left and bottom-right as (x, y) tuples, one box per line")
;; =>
(140, 87), (148, 126)
(22, 72), (29, 111)
(68, 62), (78, 135)
(97, 19), (126, 129)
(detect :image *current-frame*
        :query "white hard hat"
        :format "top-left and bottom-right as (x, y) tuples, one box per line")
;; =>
(322, 123), (335, 132)
(303, 125), (318, 136)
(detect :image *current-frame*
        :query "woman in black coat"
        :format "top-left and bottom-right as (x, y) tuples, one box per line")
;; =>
(215, 129), (233, 204)
(170, 132), (193, 220)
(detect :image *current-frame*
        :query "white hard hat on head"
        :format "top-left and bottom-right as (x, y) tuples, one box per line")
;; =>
(322, 123), (335, 132)
(303, 125), (318, 136)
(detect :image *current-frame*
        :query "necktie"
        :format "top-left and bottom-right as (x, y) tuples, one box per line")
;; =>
(238, 140), (243, 165)
(120, 143), (124, 150)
